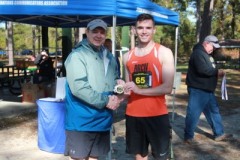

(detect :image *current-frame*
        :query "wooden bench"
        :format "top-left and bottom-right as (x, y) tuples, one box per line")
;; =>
(0, 65), (32, 95)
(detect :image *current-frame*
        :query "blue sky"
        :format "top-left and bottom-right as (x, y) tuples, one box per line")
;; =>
(187, 5), (196, 23)
(0, 22), (5, 28)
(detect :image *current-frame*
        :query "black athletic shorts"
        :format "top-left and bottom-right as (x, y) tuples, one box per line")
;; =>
(126, 114), (171, 160)
(64, 130), (110, 159)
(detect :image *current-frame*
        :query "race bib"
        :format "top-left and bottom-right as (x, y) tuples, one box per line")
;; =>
(132, 71), (152, 88)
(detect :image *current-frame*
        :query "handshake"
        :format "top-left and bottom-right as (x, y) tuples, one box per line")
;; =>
(106, 80), (133, 110)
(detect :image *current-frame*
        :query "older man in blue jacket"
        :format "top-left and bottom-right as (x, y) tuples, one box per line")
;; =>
(64, 19), (124, 160)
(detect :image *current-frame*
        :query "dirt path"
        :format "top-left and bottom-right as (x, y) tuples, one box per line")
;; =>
(0, 69), (239, 160)
(168, 69), (240, 160)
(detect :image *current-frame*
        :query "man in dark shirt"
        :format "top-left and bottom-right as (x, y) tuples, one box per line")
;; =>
(33, 49), (54, 84)
(184, 35), (232, 144)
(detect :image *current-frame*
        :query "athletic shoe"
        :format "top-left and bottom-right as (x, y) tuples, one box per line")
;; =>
(214, 134), (233, 142)
(184, 139), (199, 145)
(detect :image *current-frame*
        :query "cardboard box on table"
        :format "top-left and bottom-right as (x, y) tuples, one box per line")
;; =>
(21, 83), (46, 103)
(41, 83), (56, 98)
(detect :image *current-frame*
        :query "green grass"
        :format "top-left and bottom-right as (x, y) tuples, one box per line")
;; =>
(176, 64), (188, 73)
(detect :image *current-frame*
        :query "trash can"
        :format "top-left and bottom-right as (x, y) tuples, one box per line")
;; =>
(36, 98), (65, 154)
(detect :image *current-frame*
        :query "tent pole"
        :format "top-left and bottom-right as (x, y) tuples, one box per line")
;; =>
(55, 27), (58, 78)
(107, 16), (117, 160)
(111, 16), (117, 57)
(171, 26), (179, 127)
(174, 27), (179, 73)
(170, 26), (179, 160)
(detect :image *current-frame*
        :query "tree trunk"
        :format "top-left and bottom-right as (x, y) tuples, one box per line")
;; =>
(6, 21), (14, 66)
(32, 25), (36, 55)
(230, 1), (236, 39)
(42, 26), (49, 50)
(61, 28), (72, 77)
(219, 0), (225, 41)
(200, 0), (215, 42)
(36, 26), (41, 54)
(195, 0), (201, 42)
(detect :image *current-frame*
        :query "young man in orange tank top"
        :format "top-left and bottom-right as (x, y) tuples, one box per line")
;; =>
(123, 13), (175, 160)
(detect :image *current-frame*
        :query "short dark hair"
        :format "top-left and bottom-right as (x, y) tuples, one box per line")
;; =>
(105, 38), (112, 43)
(42, 47), (49, 53)
(136, 13), (155, 26)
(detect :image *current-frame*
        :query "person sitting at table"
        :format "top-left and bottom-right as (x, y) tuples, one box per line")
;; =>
(33, 49), (55, 84)
(26, 55), (36, 62)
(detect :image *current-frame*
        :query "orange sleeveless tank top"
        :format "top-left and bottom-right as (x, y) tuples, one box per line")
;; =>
(126, 43), (168, 117)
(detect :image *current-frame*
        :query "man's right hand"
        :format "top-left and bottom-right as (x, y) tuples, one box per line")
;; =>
(106, 95), (122, 110)
(218, 69), (225, 78)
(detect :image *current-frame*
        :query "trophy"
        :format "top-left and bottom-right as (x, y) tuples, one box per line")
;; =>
(114, 84), (124, 94)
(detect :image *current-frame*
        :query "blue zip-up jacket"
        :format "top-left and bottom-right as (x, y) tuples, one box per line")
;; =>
(64, 39), (119, 131)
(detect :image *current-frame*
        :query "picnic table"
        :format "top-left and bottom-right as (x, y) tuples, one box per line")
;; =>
(0, 60), (37, 95)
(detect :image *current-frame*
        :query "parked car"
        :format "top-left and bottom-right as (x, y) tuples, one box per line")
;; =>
(0, 50), (6, 55)
(49, 51), (62, 57)
(20, 49), (33, 55)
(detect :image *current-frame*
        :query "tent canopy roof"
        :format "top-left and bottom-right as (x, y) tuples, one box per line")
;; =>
(0, 0), (179, 27)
